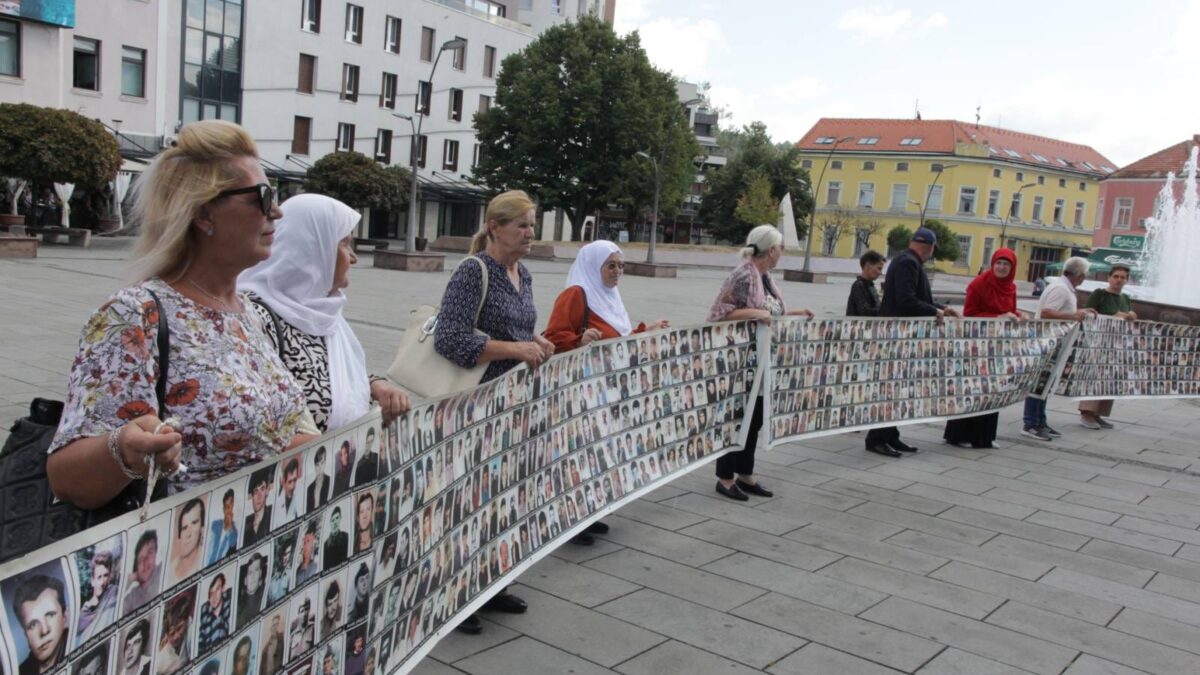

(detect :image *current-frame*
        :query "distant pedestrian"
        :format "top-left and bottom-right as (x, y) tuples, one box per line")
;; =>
(846, 250), (884, 317)
(1078, 264), (1137, 430)
(869, 227), (959, 457)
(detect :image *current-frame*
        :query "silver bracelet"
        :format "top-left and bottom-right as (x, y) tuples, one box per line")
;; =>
(107, 426), (143, 480)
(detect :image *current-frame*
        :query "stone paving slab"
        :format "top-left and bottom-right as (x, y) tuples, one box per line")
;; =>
(8, 244), (1200, 674)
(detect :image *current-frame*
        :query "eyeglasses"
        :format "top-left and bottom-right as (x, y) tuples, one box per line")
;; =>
(604, 261), (625, 271)
(216, 183), (276, 216)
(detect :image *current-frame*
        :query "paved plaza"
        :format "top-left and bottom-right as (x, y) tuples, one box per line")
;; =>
(4, 241), (1200, 674)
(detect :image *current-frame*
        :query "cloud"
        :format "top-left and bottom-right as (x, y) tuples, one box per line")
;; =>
(613, 0), (652, 35)
(837, 5), (949, 40)
(708, 78), (843, 143)
(629, 17), (726, 79)
(1155, 0), (1200, 60)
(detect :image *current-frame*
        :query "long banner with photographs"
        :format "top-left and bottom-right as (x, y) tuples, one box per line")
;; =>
(0, 322), (761, 675)
(762, 317), (1081, 447)
(1056, 317), (1200, 400)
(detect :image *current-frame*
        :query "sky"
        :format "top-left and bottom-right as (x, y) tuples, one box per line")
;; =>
(613, 0), (1200, 167)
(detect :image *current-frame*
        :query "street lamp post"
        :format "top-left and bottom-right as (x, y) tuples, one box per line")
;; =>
(399, 38), (466, 253)
(802, 136), (854, 273)
(635, 150), (662, 264)
(1000, 182), (1037, 246)
(919, 163), (958, 228)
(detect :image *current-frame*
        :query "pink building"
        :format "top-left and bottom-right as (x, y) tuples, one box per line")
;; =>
(1095, 135), (1200, 251)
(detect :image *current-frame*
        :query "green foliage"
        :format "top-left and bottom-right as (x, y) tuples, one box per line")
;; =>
(0, 103), (121, 188)
(700, 121), (811, 244)
(886, 225), (912, 253)
(922, 219), (960, 262)
(304, 152), (410, 212)
(734, 171), (779, 226)
(473, 15), (697, 240)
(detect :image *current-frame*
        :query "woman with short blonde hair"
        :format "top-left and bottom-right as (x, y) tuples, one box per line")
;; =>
(48, 120), (313, 510)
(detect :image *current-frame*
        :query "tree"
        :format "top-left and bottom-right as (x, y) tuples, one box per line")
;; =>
(473, 15), (696, 241)
(922, 219), (961, 262)
(886, 225), (912, 254)
(0, 103), (121, 190)
(853, 214), (888, 254)
(304, 152), (410, 212)
(700, 121), (811, 244)
(817, 207), (855, 256)
(733, 171), (778, 226)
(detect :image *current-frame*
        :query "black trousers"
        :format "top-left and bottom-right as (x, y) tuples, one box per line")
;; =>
(865, 426), (900, 448)
(716, 397), (762, 480)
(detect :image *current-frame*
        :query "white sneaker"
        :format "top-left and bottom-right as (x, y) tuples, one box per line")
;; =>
(1079, 416), (1101, 430)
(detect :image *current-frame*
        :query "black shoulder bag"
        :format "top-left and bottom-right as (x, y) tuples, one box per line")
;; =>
(0, 290), (172, 563)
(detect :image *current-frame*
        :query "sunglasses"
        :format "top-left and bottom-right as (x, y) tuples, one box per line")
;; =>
(216, 183), (276, 216)
(604, 261), (625, 271)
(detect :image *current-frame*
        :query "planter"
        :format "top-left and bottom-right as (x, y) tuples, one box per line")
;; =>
(0, 213), (25, 227)
(415, 237), (429, 252)
(95, 218), (121, 234)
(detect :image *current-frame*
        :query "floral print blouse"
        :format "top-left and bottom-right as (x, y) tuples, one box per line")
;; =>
(50, 278), (308, 494)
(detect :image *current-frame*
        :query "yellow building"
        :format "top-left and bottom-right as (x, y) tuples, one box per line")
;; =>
(796, 119), (1117, 280)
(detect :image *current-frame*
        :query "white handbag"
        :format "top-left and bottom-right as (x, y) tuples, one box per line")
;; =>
(388, 257), (490, 399)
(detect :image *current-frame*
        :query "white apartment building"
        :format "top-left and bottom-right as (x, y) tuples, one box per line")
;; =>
(1, 0), (616, 240)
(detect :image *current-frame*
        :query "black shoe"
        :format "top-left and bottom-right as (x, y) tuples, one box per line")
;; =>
(483, 593), (527, 614)
(456, 614), (483, 635)
(570, 532), (595, 546)
(889, 439), (918, 453)
(735, 480), (774, 498)
(715, 481), (749, 501)
(867, 443), (902, 458)
(586, 521), (610, 534)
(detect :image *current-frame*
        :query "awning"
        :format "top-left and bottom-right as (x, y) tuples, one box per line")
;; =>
(1047, 247), (1143, 274)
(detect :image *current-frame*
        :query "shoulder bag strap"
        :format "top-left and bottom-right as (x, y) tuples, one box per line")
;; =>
(146, 289), (170, 418)
(249, 295), (287, 359)
(471, 256), (489, 330)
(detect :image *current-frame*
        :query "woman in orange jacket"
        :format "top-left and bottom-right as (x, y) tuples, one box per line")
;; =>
(543, 241), (668, 544)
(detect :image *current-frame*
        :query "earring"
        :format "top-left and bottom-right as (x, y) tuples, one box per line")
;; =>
(206, 228), (214, 237)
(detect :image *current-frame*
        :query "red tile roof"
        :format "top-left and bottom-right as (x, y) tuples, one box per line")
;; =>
(796, 118), (1117, 178)
(1107, 136), (1200, 179)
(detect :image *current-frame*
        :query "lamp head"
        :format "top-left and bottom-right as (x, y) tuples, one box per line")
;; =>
(441, 38), (467, 51)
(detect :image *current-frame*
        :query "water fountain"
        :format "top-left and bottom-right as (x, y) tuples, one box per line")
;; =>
(1141, 145), (1200, 308)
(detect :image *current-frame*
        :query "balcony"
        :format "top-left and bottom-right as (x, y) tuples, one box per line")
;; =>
(429, 0), (534, 34)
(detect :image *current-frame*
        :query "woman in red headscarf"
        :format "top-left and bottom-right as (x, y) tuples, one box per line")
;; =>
(943, 248), (1022, 448)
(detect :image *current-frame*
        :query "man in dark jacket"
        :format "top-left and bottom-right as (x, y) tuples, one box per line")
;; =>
(846, 250), (885, 317)
(868, 228), (959, 457)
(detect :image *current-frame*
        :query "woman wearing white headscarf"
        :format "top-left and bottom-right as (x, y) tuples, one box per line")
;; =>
(543, 240), (669, 353)
(239, 193), (410, 432)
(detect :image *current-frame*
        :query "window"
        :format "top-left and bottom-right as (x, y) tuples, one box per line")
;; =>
(988, 190), (1000, 217)
(0, 19), (18, 77)
(297, 53), (316, 93)
(1031, 196), (1044, 223)
(857, 137), (879, 145)
(982, 237), (995, 268)
(955, 235), (972, 268)
(862, 161), (875, 171)
(420, 27), (435, 62)
(854, 228), (870, 256)
(899, 137), (922, 145)
(1015, 172), (1024, 181)
(830, 160), (842, 170)
(340, 63), (359, 102)
(473, 143), (486, 168)
(292, 116), (311, 155)
(1114, 198), (1133, 229)
(823, 230), (838, 255)
(1031, 153), (1048, 163)
(958, 187), (977, 215)
(1037, 175), (1045, 185)
(182, 0), (243, 124)
(380, 72), (397, 109)
(302, 0), (322, 32)
(478, 94), (492, 114)
(443, 139), (459, 171)
(1096, 199), (1104, 229)
(1073, 201), (1085, 228)
(483, 45), (496, 78)
(992, 168), (1002, 178)
(121, 46), (146, 97)
(1005, 149), (1022, 158)
(551, 0), (561, 13)
(337, 122), (355, 152)
(344, 4), (363, 44)
(452, 37), (466, 70)
(73, 37), (100, 90)
(1010, 192), (1023, 220)
(931, 163), (944, 172)
(896, 162), (909, 172)
(375, 129), (393, 163)
(1053, 198), (1064, 224)
(826, 181), (841, 206)
(416, 80), (431, 115)
(1079, 181), (1087, 191)
(927, 185), (943, 213)
(801, 159), (813, 169)
(416, 134), (428, 168)
(384, 16), (401, 53)
(857, 182), (875, 209)
(890, 184), (908, 211)
(448, 88), (463, 121)
(814, 136), (835, 144)
(1058, 178), (1067, 188)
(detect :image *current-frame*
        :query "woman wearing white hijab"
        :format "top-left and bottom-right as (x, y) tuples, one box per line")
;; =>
(543, 240), (667, 545)
(544, 240), (669, 353)
(239, 193), (410, 432)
